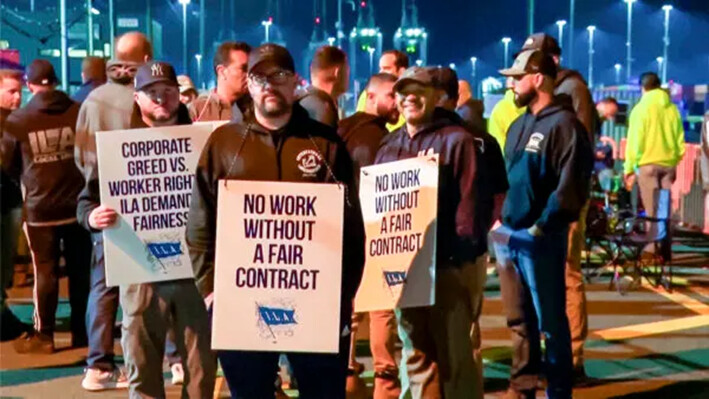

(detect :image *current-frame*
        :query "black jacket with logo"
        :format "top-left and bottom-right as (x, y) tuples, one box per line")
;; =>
(337, 112), (389, 188)
(186, 103), (364, 302)
(76, 103), (192, 232)
(502, 101), (592, 234)
(434, 108), (509, 258)
(2, 90), (83, 224)
(375, 117), (478, 267)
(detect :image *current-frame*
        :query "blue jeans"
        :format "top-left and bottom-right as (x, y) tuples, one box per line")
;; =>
(494, 228), (572, 399)
(86, 234), (119, 370)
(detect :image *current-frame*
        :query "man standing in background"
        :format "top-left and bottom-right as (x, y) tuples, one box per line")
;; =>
(72, 57), (107, 104)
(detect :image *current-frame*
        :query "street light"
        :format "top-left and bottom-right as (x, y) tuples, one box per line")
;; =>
(587, 25), (596, 88)
(470, 57), (477, 97)
(449, 63), (456, 70)
(556, 20), (567, 54)
(661, 4), (672, 84)
(261, 19), (273, 44)
(623, 0), (637, 83)
(195, 54), (203, 89)
(179, 0), (190, 74)
(501, 37), (512, 68)
(656, 56), (664, 75)
(367, 47), (375, 74)
(614, 63), (622, 85)
(327, 37), (336, 46)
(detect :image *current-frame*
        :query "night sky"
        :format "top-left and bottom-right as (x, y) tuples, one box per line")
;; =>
(4, 0), (709, 85)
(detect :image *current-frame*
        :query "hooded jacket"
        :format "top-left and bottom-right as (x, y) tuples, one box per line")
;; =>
(1, 108), (23, 214)
(76, 103), (192, 232)
(488, 89), (526, 151)
(337, 111), (389, 186)
(375, 116), (478, 267)
(2, 90), (83, 225)
(555, 68), (596, 142)
(185, 103), (364, 302)
(502, 101), (592, 234)
(74, 60), (137, 180)
(624, 88), (685, 175)
(433, 108), (509, 258)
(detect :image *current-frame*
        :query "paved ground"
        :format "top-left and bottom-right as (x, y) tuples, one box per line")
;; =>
(1, 260), (708, 398)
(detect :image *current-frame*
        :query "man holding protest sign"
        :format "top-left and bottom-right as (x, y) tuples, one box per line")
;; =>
(338, 72), (401, 399)
(186, 44), (363, 398)
(374, 66), (480, 399)
(78, 61), (215, 398)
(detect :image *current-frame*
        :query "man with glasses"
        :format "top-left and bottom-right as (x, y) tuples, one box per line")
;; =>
(495, 50), (592, 399)
(187, 44), (364, 398)
(80, 61), (216, 398)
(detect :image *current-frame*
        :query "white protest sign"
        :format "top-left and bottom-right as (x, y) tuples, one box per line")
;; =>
(354, 155), (439, 312)
(212, 181), (344, 353)
(97, 123), (221, 287)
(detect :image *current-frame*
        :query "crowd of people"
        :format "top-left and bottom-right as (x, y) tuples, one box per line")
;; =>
(0, 28), (686, 399)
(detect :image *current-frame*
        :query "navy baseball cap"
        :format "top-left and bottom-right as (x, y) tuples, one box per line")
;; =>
(134, 61), (178, 91)
(248, 44), (295, 74)
(25, 59), (58, 86)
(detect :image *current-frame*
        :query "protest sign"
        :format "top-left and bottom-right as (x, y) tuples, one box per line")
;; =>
(354, 155), (439, 312)
(211, 181), (344, 353)
(97, 123), (220, 286)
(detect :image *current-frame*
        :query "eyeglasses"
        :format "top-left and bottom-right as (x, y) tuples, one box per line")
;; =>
(248, 71), (293, 88)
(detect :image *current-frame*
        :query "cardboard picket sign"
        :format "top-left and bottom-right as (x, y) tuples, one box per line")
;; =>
(354, 155), (439, 312)
(97, 122), (222, 287)
(211, 180), (344, 353)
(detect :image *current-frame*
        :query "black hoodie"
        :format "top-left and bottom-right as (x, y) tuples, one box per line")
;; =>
(186, 103), (364, 302)
(433, 108), (509, 258)
(502, 101), (592, 234)
(2, 90), (83, 225)
(375, 117), (478, 267)
(337, 111), (389, 187)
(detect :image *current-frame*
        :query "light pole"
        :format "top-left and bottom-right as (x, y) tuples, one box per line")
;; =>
(60, 0), (68, 91)
(587, 25), (595, 88)
(569, 0), (576, 68)
(109, 0), (115, 57)
(261, 19), (273, 44)
(661, 4), (672, 84)
(656, 57), (664, 75)
(195, 54), (203, 89)
(470, 57), (477, 98)
(614, 63), (622, 85)
(623, 0), (636, 83)
(367, 47), (375, 74)
(502, 37), (511, 68)
(179, 0), (190, 74)
(87, 0), (94, 55)
(556, 20), (567, 54)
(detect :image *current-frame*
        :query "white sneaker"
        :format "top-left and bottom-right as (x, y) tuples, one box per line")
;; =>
(81, 367), (129, 391)
(171, 363), (184, 385)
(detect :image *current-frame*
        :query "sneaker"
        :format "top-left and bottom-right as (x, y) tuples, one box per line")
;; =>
(171, 363), (184, 385)
(81, 368), (129, 391)
(13, 331), (54, 354)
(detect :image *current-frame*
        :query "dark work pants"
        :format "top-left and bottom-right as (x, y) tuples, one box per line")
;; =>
(494, 229), (572, 399)
(86, 233), (120, 370)
(25, 222), (91, 342)
(216, 306), (351, 399)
